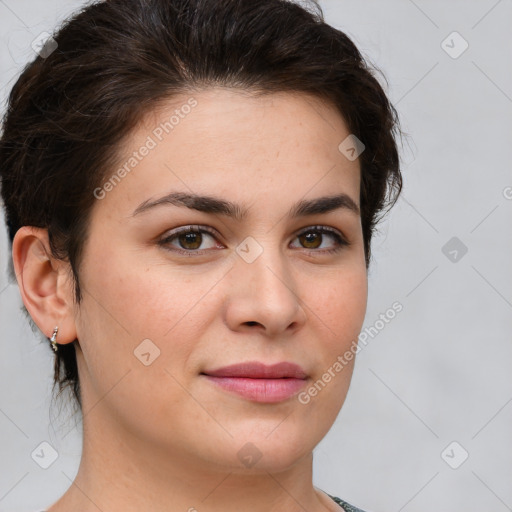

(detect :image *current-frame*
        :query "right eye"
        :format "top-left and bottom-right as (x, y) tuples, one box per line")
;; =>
(158, 225), (225, 256)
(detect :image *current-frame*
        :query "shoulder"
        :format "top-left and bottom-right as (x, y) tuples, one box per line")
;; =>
(327, 493), (368, 512)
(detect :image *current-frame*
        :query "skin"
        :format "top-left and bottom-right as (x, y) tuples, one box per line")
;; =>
(13, 88), (367, 512)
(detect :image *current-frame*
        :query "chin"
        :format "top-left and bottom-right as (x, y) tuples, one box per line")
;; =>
(216, 423), (317, 474)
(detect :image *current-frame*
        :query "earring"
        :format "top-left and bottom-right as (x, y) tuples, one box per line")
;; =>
(50, 326), (59, 352)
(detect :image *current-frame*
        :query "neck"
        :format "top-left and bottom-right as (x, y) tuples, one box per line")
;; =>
(47, 403), (333, 512)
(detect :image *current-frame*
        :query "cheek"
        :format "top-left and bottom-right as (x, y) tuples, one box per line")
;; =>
(75, 248), (228, 407)
(297, 270), (367, 429)
(312, 267), (368, 344)
(83, 241), (208, 338)
(74, 259), (204, 426)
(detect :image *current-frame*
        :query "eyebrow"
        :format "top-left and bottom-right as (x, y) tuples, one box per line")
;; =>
(131, 191), (360, 219)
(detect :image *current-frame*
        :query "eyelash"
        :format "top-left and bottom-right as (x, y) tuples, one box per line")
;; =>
(158, 225), (349, 257)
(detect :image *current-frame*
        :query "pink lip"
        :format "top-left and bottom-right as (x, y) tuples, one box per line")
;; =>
(202, 361), (308, 403)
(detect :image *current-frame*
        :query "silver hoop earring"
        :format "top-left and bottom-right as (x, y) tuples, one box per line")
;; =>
(50, 326), (59, 352)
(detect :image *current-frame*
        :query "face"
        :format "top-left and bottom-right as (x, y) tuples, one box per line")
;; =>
(73, 88), (367, 474)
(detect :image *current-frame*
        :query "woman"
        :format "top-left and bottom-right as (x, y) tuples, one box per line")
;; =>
(0, 0), (402, 510)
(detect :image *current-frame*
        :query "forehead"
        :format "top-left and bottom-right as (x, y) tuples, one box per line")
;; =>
(137, 87), (354, 160)
(95, 87), (361, 219)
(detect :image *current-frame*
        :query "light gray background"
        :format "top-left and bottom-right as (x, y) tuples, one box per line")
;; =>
(1, 1), (511, 511)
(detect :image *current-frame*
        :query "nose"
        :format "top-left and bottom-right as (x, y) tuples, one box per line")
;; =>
(224, 242), (307, 337)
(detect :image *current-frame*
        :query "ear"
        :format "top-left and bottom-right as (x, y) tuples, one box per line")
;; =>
(12, 226), (78, 348)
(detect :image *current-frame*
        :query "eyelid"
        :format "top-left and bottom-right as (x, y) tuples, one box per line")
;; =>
(295, 224), (346, 240)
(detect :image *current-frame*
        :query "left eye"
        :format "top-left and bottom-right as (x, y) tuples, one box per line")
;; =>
(159, 225), (348, 255)
(292, 226), (348, 253)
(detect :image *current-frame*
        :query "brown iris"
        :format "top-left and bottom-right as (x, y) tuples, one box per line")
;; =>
(299, 231), (322, 249)
(179, 231), (203, 250)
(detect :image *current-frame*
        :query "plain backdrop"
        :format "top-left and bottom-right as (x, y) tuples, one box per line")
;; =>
(0, 1), (511, 511)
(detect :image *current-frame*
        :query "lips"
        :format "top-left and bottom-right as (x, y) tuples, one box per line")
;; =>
(202, 361), (308, 379)
(201, 361), (308, 403)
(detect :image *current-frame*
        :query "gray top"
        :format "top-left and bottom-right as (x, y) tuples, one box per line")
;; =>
(327, 494), (366, 512)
